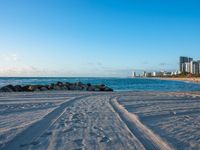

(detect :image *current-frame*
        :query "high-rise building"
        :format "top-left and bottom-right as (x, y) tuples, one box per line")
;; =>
(198, 60), (200, 74)
(190, 61), (199, 75)
(185, 62), (191, 73)
(179, 56), (193, 73)
(132, 71), (136, 78)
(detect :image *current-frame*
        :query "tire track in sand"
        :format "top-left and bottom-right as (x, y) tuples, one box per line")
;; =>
(3, 96), (87, 150)
(110, 97), (173, 150)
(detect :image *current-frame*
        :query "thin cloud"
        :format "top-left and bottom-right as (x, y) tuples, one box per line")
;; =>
(0, 66), (73, 77)
(0, 54), (19, 62)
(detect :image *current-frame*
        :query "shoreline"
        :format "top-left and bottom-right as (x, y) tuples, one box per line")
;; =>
(153, 77), (200, 84)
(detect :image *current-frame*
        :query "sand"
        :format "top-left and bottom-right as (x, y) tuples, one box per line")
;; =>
(0, 91), (200, 150)
(156, 77), (200, 84)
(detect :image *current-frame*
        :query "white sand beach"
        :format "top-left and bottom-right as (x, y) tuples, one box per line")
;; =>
(156, 77), (200, 84)
(0, 91), (200, 150)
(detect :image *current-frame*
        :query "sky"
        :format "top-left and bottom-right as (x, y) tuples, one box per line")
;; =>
(0, 0), (200, 77)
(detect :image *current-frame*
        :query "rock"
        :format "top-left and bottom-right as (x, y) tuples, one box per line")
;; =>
(22, 85), (40, 92)
(100, 84), (105, 87)
(47, 84), (54, 90)
(63, 83), (70, 89)
(62, 85), (69, 90)
(74, 84), (83, 90)
(87, 86), (95, 91)
(69, 84), (76, 90)
(94, 84), (106, 91)
(94, 88), (100, 91)
(0, 85), (15, 92)
(14, 85), (23, 92)
(53, 85), (61, 90)
(0, 82), (113, 92)
(65, 82), (70, 86)
(40, 86), (48, 91)
(104, 86), (113, 92)
(22, 85), (31, 92)
(75, 82), (83, 86)
(87, 83), (91, 87)
(56, 81), (63, 86)
(81, 85), (88, 91)
(28, 85), (39, 91)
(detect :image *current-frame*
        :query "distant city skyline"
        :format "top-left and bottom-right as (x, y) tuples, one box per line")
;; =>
(0, 1), (200, 77)
(180, 56), (200, 75)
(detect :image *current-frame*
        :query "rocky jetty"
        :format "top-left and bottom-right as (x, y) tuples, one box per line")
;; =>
(0, 82), (113, 92)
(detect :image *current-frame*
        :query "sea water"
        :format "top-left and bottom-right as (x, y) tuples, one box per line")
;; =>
(0, 77), (200, 92)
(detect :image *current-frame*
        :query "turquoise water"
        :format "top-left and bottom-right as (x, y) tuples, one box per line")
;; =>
(0, 77), (200, 92)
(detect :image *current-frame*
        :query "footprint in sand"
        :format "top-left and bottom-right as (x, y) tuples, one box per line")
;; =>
(20, 140), (40, 148)
(30, 141), (40, 146)
(63, 128), (74, 133)
(74, 139), (85, 147)
(41, 131), (52, 137)
(100, 136), (111, 143)
(90, 132), (101, 137)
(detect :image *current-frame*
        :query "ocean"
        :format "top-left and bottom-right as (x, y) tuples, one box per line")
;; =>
(0, 77), (200, 92)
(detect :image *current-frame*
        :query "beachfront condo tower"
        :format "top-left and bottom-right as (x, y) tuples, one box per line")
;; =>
(180, 56), (193, 73)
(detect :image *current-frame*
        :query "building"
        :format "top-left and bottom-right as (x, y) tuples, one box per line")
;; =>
(145, 72), (152, 77)
(179, 56), (200, 75)
(190, 61), (199, 75)
(198, 60), (200, 74)
(179, 56), (193, 73)
(171, 71), (179, 76)
(143, 71), (146, 77)
(163, 71), (172, 76)
(152, 72), (163, 77)
(132, 71), (137, 78)
(185, 62), (191, 73)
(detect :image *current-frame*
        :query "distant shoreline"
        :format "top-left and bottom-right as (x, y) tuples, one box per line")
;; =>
(153, 77), (200, 84)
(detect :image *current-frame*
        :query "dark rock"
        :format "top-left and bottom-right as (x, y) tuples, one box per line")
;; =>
(40, 86), (48, 91)
(87, 86), (95, 91)
(22, 85), (39, 92)
(14, 85), (23, 92)
(53, 85), (61, 90)
(104, 86), (113, 92)
(65, 82), (70, 86)
(94, 85), (106, 91)
(87, 83), (91, 87)
(75, 86), (83, 90)
(0, 85), (15, 92)
(22, 85), (31, 92)
(69, 84), (76, 90)
(75, 82), (83, 86)
(0, 82), (113, 92)
(101, 84), (105, 87)
(56, 81), (63, 86)
(47, 84), (54, 90)
(81, 85), (88, 91)
(62, 85), (69, 90)
(94, 88), (100, 91)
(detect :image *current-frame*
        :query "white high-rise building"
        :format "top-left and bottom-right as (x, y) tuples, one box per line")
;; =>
(179, 56), (200, 75)
(190, 61), (199, 75)
(132, 72), (136, 78)
(179, 56), (193, 73)
(198, 61), (200, 74)
(184, 62), (191, 73)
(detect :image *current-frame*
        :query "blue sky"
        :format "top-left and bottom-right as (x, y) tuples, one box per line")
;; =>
(0, 0), (200, 77)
